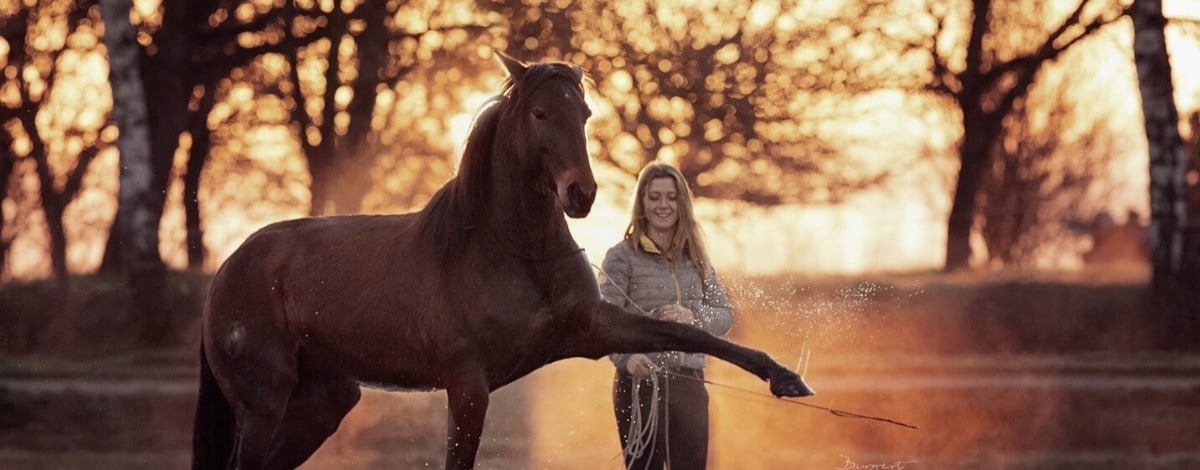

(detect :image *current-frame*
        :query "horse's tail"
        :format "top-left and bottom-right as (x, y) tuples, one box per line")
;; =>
(192, 345), (235, 469)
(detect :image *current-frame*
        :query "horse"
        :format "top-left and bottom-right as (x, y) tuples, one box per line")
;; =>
(192, 52), (814, 470)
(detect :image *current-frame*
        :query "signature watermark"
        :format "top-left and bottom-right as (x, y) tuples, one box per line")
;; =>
(836, 455), (918, 470)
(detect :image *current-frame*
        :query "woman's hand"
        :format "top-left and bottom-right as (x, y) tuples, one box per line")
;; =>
(626, 354), (658, 378)
(653, 304), (696, 325)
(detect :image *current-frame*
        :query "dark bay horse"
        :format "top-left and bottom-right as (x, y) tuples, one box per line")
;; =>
(192, 52), (814, 470)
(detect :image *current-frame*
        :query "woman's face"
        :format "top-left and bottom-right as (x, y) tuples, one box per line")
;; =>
(642, 177), (679, 234)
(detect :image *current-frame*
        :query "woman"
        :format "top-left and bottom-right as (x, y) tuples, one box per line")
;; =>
(599, 162), (733, 470)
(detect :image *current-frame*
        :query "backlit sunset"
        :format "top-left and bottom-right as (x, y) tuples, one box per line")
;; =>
(1, 0), (1198, 469)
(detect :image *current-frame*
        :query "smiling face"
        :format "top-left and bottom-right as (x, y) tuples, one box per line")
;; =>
(642, 176), (680, 236)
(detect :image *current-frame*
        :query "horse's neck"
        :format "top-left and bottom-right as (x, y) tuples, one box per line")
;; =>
(489, 210), (572, 256)
(482, 153), (574, 257)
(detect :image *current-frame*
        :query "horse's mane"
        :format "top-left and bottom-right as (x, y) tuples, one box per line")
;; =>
(417, 62), (584, 253)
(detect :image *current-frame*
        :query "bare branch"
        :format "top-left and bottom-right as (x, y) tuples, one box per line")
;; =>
(986, 1), (1128, 83)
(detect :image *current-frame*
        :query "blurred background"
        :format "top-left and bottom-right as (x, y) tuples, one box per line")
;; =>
(1, 0), (1198, 468)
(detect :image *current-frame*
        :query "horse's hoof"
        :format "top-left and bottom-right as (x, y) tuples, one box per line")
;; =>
(769, 368), (815, 398)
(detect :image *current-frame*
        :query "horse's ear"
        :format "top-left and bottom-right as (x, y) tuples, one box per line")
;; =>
(495, 51), (527, 82)
(571, 64), (583, 83)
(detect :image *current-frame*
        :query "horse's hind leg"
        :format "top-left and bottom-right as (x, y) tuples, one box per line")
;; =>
(227, 370), (296, 469)
(264, 374), (361, 469)
(211, 341), (299, 469)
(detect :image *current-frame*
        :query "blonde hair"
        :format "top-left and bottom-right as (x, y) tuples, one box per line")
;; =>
(624, 162), (711, 278)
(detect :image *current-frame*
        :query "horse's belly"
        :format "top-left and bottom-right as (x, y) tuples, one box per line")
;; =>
(295, 330), (443, 389)
(355, 380), (440, 393)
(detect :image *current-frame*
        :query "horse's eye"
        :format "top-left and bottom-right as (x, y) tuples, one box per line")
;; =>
(532, 108), (546, 120)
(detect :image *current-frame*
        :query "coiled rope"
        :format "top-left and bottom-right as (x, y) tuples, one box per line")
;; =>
(623, 372), (662, 470)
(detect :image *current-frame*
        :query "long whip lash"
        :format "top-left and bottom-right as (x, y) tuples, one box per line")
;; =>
(665, 369), (919, 430)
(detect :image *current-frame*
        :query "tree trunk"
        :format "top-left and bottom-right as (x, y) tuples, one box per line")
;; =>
(24, 125), (71, 287)
(183, 121), (208, 271)
(946, 115), (993, 271)
(100, 0), (170, 347)
(331, 0), (389, 215)
(184, 82), (218, 270)
(303, 6), (347, 216)
(943, 1), (992, 272)
(98, 0), (194, 274)
(1131, 0), (1199, 344)
(98, 208), (121, 273)
(41, 195), (69, 287)
(143, 0), (191, 226)
(0, 131), (13, 275)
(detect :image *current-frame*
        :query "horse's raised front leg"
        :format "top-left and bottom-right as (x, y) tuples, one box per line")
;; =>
(444, 371), (490, 470)
(577, 302), (814, 397)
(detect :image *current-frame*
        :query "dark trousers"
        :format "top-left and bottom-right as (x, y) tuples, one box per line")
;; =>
(613, 368), (709, 470)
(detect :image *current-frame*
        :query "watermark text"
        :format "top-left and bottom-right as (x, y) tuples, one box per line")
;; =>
(836, 455), (918, 470)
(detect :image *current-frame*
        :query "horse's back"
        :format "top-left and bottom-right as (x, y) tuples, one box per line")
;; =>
(203, 213), (467, 385)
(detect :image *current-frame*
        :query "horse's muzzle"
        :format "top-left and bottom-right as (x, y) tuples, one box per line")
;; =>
(561, 179), (596, 218)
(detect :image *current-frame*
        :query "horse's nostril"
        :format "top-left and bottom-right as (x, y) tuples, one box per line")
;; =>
(568, 182), (590, 204)
(563, 181), (595, 216)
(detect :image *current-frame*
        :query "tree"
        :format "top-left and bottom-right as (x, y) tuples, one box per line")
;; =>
(101, 0), (312, 272)
(485, 0), (889, 205)
(756, 0), (1125, 269)
(1, 0), (107, 285)
(977, 61), (1117, 266)
(916, 0), (1127, 270)
(99, 0), (167, 345)
(489, 0), (1133, 264)
(283, 0), (492, 215)
(1131, 0), (1199, 342)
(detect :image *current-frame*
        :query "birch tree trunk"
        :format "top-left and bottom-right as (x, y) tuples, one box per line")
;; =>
(100, 0), (169, 346)
(1131, 0), (1199, 343)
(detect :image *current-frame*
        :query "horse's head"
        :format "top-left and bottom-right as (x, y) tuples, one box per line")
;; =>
(496, 52), (597, 218)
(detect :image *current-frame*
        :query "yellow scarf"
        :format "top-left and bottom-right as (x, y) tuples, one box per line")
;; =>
(638, 234), (662, 254)
(638, 234), (681, 303)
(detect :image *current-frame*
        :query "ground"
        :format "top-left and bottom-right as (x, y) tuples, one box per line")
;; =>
(1, 267), (1197, 469)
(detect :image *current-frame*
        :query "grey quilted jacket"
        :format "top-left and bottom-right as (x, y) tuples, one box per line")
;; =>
(598, 236), (734, 371)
